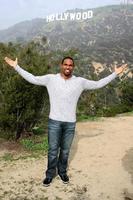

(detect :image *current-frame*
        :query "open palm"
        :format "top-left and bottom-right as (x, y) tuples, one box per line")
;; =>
(114, 63), (128, 75)
(4, 57), (18, 68)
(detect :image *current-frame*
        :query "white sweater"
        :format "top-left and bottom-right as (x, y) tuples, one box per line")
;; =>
(15, 65), (117, 122)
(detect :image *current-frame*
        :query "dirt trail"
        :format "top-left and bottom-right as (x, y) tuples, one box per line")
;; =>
(0, 115), (133, 200)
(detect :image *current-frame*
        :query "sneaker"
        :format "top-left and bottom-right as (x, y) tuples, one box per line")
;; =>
(42, 177), (52, 187)
(59, 174), (69, 184)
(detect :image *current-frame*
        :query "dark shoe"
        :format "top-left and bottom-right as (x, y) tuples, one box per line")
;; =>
(42, 177), (52, 187)
(59, 174), (69, 184)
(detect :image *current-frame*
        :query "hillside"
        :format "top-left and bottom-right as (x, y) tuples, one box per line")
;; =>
(0, 5), (133, 52)
(0, 4), (132, 118)
(0, 5), (133, 70)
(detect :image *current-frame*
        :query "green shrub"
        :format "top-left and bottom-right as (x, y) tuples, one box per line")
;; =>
(32, 127), (45, 135)
(20, 137), (48, 152)
(77, 114), (98, 121)
(96, 104), (132, 117)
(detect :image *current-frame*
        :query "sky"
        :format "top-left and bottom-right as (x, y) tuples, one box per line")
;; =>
(0, 0), (124, 30)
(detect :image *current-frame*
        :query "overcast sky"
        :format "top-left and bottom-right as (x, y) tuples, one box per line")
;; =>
(0, 0), (123, 30)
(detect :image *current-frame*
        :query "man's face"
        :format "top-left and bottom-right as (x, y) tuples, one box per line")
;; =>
(60, 59), (74, 77)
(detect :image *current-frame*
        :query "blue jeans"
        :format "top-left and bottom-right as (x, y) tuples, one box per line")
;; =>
(46, 118), (76, 178)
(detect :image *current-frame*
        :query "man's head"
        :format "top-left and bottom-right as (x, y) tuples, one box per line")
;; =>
(60, 56), (75, 79)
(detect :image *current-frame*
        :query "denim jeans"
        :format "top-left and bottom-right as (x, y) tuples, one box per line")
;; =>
(46, 118), (76, 178)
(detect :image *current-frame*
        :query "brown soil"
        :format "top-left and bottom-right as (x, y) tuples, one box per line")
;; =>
(0, 115), (133, 200)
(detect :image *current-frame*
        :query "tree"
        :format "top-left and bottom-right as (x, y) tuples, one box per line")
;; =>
(119, 79), (133, 110)
(0, 41), (50, 140)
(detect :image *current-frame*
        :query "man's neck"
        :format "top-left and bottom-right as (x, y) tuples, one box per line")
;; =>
(60, 73), (72, 80)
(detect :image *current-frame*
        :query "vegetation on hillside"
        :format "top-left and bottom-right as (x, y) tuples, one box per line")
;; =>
(0, 4), (133, 140)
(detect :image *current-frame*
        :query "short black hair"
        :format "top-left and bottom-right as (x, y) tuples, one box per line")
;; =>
(61, 56), (75, 66)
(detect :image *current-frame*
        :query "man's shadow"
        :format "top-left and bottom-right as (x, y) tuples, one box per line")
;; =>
(69, 127), (104, 165)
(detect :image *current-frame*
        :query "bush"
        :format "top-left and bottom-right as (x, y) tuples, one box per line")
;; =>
(96, 104), (132, 117)
(20, 137), (48, 152)
(32, 127), (45, 135)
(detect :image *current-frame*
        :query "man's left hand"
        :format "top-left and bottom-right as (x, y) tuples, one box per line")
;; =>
(115, 63), (128, 75)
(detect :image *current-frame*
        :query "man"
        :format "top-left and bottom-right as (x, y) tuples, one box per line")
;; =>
(4, 56), (127, 186)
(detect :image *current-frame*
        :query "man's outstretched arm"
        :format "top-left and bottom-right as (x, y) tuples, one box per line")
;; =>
(81, 64), (127, 90)
(4, 57), (52, 86)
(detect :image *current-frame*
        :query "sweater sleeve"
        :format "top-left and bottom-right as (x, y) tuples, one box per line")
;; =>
(14, 65), (52, 86)
(81, 72), (117, 90)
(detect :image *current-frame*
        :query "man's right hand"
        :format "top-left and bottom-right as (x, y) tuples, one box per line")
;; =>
(4, 57), (18, 68)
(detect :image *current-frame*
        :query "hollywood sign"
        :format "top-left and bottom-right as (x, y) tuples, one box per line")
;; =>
(46, 10), (93, 22)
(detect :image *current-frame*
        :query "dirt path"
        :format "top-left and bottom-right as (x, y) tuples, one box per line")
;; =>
(0, 115), (133, 200)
